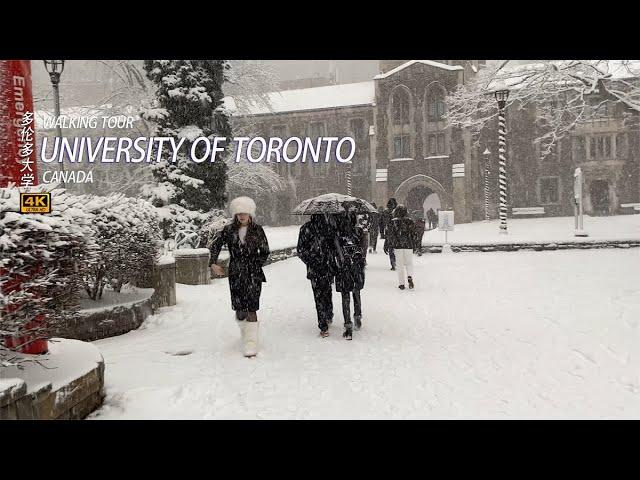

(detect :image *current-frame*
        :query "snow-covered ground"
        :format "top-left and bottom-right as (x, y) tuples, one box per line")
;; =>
(90, 241), (640, 419)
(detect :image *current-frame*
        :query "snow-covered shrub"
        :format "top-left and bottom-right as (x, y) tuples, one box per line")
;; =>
(155, 203), (226, 246)
(198, 210), (230, 248)
(0, 187), (98, 363)
(80, 194), (161, 300)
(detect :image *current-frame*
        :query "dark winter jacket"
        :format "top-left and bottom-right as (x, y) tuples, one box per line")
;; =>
(334, 215), (366, 292)
(380, 198), (398, 238)
(297, 215), (338, 281)
(427, 209), (437, 225)
(368, 211), (380, 234)
(385, 208), (416, 250)
(209, 221), (270, 311)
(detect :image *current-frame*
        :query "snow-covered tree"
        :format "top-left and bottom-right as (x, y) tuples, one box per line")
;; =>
(222, 61), (291, 224)
(141, 60), (231, 211)
(446, 60), (640, 157)
(1, 187), (98, 365)
(79, 194), (160, 300)
(224, 60), (279, 118)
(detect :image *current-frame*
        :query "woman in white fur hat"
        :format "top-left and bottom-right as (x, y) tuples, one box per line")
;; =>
(209, 196), (270, 357)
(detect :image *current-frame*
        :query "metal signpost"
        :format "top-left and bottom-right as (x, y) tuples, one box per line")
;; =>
(574, 167), (588, 237)
(438, 210), (454, 253)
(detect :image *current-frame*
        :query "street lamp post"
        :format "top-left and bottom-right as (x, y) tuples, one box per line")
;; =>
(494, 89), (510, 234)
(43, 60), (65, 185)
(483, 147), (491, 221)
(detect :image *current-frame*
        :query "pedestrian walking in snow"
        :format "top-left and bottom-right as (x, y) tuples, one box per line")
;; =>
(297, 214), (337, 337)
(209, 196), (270, 357)
(334, 211), (366, 340)
(377, 205), (386, 240)
(384, 204), (416, 290)
(382, 198), (398, 270)
(357, 213), (370, 266)
(427, 208), (437, 230)
(368, 202), (380, 253)
(413, 211), (426, 256)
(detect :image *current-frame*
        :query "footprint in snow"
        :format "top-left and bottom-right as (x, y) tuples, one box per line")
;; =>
(164, 350), (193, 356)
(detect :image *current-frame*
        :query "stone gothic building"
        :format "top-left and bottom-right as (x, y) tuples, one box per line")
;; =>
(226, 60), (640, 225)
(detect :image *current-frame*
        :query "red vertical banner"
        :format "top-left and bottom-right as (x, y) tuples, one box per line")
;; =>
(1, 61), (47, 355)
(0, 60), (37, 188)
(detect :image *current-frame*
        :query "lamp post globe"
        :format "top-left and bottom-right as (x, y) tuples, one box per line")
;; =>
(494, 89), (509, 109)
(43, 60), (66, 185)
(44, 60), (65, 83)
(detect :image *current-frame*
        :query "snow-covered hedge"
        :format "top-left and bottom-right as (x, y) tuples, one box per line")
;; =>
(1, 187), (98, 363)
(79, 194), (161, 300)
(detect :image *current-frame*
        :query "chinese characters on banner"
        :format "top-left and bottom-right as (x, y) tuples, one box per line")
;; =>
(0, 60), (38, 188)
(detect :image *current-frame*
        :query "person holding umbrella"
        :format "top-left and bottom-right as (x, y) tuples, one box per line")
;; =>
(209, 196), (270, 357)
(297, 213), (337, 337)
(292, 193), (375, 340)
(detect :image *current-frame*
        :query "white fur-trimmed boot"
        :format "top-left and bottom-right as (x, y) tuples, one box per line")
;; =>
(243, 321), (259, 357)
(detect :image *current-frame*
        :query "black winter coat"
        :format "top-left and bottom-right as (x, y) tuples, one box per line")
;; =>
(297, 217), (337, 281)
(209, 222), (270, 311)
(334, 226), (366, 293)
(385, 217), (416, 249)
(380, 209), (394, 237)
(368, 212), (380, 234)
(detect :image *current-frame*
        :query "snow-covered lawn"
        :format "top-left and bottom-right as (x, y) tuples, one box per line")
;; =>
(425, 214), (640, 245)
(90, 242), (640, 419)
(261, 225), (301, 250)
(260, 215), (640, 250)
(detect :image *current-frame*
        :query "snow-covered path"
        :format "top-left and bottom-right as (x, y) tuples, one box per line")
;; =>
(91, 243), (640, 419)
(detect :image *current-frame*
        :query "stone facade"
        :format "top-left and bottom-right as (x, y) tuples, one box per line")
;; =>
(229, 60), (640, 224)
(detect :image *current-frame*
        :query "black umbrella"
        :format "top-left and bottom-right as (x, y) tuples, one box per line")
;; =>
(292, 193), (377, 215)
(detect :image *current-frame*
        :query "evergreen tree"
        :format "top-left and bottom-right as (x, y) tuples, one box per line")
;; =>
(141, 60), (231, 211)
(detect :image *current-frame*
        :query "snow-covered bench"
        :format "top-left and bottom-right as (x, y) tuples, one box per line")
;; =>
(620, 203), (640, 212)
(512, 207), (545, 216)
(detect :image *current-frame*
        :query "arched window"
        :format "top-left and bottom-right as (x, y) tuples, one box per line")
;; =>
(427, 86), (446, 121)
(391, 88), (411, 126)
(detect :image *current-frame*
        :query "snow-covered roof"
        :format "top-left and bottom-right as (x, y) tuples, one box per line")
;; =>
(224, 81), (375, 116)
(373, 60), (463, 79)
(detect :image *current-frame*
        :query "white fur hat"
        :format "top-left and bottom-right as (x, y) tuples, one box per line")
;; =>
(229, 196), (256, 217)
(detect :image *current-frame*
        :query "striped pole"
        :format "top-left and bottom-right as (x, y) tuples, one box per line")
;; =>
(483, 149), (491, 220)
(497, 107), (508, 234)
(346, 161), (352, 196)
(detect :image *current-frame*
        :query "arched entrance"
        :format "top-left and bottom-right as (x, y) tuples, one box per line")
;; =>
(394, 174), (452, 218)
(406, 185), (431, 217)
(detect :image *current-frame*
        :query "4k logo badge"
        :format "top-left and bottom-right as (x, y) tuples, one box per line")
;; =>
(20, 193), (51, 213)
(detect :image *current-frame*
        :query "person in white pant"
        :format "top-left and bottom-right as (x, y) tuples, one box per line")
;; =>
(383, 204), (417, 290)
